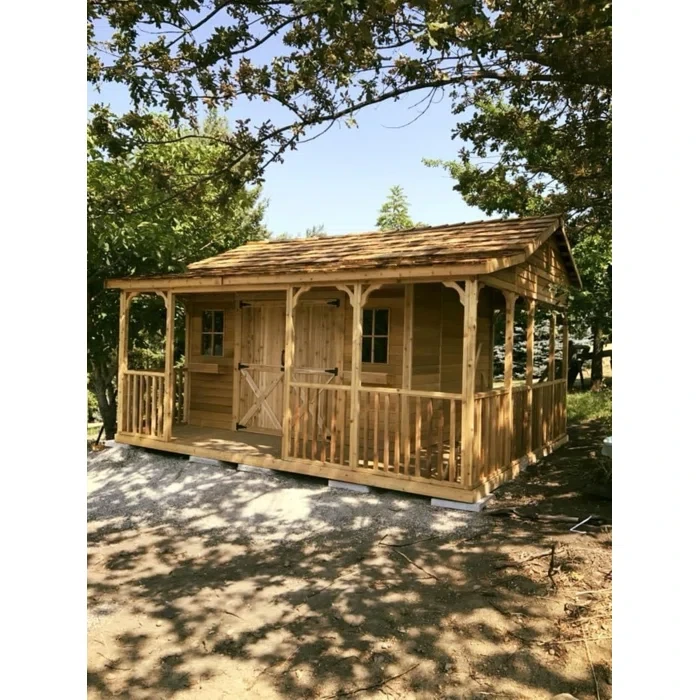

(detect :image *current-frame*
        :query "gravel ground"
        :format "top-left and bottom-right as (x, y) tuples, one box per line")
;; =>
(88, 444), (481, 546)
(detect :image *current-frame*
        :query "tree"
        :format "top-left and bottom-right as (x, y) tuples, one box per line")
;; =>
(87, 2), (611, 197)
(304, 224), (328, 238)
(376, 186), (414, 231)
(88, 112), (268, 438)
(88, 1), (611, 387)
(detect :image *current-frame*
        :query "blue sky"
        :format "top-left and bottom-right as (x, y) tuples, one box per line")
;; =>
(88, 18), (487, 237)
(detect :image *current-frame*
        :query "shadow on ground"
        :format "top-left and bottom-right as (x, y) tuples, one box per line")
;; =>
(88, 421), (612, 700)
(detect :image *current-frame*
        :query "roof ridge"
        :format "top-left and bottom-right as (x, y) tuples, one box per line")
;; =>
(245, 213), (564, 246)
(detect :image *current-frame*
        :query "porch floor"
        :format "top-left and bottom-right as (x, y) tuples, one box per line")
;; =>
(171, 425), (282, 461)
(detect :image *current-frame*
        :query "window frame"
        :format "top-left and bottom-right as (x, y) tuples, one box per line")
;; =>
(201, 309), (225, 357)
(361, 307), (390, 364)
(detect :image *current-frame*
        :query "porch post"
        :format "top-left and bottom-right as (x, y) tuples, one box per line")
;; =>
(162, 290), (175, 441)
(503, 291), (516, 462)
(562, 312), (569, 434)
(525, 298), (535, 454)
(348, 282), (363, 468)
(549, 311), (557, 380)
(400, 283), (414, 444)
(461, 279), (479, 488)
(116, 290), (129, 435)
(281, 286), (296, 459)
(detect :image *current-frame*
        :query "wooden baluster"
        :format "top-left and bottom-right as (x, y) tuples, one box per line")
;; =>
(436, 400), (444, 480)
(403, 396), (411, 474)
(311, 388), (318, 460)
(338, 391), (346, 466)
(363, 392), (369, 468)
(448, 399), (456, 482)
(302, 388), (309, 459)
(393, 395), (401, 474)
(292, 389), (300, 458)
(415, 396), (422, 477)
(136, 375), (144, 434)
(425, 399), (434, 477)
(329, 389), (337, 464)
(373, 392), (380, 469)
(131, 375), (137, 434)
(383, 394), (390, 472)
(319, 389), (327, 464)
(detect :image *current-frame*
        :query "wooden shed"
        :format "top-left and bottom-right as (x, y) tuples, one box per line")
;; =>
(107, 214), (581, 505)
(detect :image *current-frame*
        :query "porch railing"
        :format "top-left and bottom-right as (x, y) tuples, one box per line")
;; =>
(121, 370), (166, 437)
(289, 382), (465, 486)
(120, 367), (188, 437)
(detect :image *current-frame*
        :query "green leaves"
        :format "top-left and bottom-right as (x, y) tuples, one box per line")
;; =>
(376, 185), (415, 231)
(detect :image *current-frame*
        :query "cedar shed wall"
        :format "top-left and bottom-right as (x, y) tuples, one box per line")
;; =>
(184, 284), (498, 431)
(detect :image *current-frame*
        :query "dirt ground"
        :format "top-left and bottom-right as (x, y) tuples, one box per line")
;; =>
(87, 421), (611, 699)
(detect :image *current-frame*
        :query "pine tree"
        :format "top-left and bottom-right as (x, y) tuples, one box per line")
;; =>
(376, 186), (414, 231)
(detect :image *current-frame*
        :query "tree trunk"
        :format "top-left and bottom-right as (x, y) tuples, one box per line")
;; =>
(89, 359), (118, 440)
(590, 322), (605, 392)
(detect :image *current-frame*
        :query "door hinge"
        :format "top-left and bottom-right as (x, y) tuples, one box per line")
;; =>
(236, 422), (247, 431)
(325, 367), (339, 376)
(238, 362), (249, 370)
(327, 298), (341, 307)
(239, 301), (251, 308)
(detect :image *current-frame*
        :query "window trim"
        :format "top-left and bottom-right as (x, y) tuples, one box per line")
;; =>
(362, 307), (390, 364)
(201, 309), (225, 357)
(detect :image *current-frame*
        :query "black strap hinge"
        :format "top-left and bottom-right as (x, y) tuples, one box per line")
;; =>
(238, 362), (249, 370)
(239, 301), (251, 308)
(325, 367), (339, 376)
(327, 298), (341, 307)
(236, 422), (247, 431)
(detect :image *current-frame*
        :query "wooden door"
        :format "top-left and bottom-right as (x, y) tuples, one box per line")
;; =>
(237, 296), (343, 434)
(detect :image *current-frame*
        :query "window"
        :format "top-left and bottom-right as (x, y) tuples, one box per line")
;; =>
(362, 308), (389, 363)
(201, 310), (224, 356)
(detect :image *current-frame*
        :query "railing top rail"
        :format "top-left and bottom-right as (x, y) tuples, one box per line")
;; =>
(358, 386), (462, 400)
(290, 381), (351, 391)
(124, 369), (166, 377)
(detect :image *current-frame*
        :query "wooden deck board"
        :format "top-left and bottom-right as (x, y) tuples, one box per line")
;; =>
(172, 425), (282, 459)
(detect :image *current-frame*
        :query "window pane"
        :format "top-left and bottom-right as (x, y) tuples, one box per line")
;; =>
(362, 336), (372, 363)
(214, 310), (224, 333)
(373, 337), (388, 364)
(213, 333), (223, 356)
(202, 310), (213, 332)
(202, 333), (212, 356)
(374, 309), (389, 336)
(362, 309), (373, 335)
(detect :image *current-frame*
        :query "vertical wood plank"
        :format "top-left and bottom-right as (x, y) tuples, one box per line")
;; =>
(363, 392), (369, 468)
(339, 391), (346, 466)
(562, 314), (569, 436)
(401, 283), (414, 446)
(373, 392), (380, 469)
(525, 298), (535, 454)
(310, 388), (318, 460)
(131, 373), (138, 434)
(330, 389), (338, 464)
(426, 399), (434, 477)
(162, 291), (176, 441)
(549, 311), (557, 381)
(436, 400), (444, 480)
(116, 291), (129, 435)
(183, 304), (190, 424)
(415, 396), (422, 477)
(348, 283), (362, 469)
(504, 291), (515, 463)
(393, 395), (401, 474)
(383, 394), (390, 471)
(281, 286), (295, 456)
(449, 399), (456, 482)
(302, 387), (309, 459)
(460, 279), (479, 488)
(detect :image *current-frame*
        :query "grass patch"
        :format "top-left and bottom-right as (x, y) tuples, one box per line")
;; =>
(567, 388), (612, 428)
